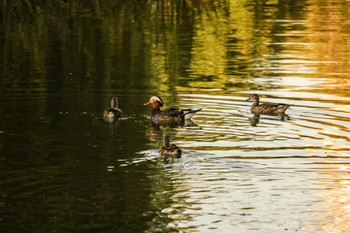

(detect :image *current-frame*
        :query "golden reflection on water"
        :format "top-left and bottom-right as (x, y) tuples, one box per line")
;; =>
(307, 0), (350, 97)
(306, 164), (350, 232)
(144, 0), (350, 230)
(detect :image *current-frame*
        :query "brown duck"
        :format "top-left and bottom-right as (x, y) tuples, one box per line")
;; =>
(246, 94), (290, 115)
(103, 97), (123, 119)
(144, 96), (201, 124)
(159, 135), (182, 158)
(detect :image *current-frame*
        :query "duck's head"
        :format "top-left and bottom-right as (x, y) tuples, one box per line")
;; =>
(246, 94), (259, 102)
(144, 96), (164, 107)
(163, 135), (171, 148)
(111, 97), (119, 108)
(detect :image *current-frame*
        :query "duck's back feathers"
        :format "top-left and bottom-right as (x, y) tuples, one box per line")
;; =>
(160, 144), (182, 158)
(252, 102), (290, 115)
(104, 97), (123, 118)
(152, 108), (182, 123)
(159, 135), (182, 158)
(152, 107), (202, 124)
(104, 107), (123, 118)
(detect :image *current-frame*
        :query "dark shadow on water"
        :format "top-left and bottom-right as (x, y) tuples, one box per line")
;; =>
(147, 119), (199, 141)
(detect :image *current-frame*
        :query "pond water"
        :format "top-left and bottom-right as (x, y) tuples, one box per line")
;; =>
(1, 0), (350, 232)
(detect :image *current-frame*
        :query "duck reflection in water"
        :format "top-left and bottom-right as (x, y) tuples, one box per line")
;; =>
(249, 113), (290, 127)
(147, 124), (163, 142)
(147, 123), (185, 143)
(249, 114), (260, 127)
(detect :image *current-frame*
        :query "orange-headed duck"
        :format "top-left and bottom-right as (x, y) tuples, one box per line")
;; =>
(144, 96), (201, 124)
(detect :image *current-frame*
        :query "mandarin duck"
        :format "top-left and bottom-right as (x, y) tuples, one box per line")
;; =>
(144, 96), (201, 124)
(246, 94), (290, 115)
(103, 97), (123, 119)
(159, 135), (182, 158)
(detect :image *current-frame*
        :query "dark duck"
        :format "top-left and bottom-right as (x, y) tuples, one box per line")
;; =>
(103, 97), (123, 119)
(144, 96), (201, 124)
(159, 135), (182, 158)
(246, 94), (290, 115)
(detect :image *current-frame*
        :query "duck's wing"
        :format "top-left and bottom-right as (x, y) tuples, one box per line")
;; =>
(151, 108), (183, 123)
(263, 102), (289, 108)
(105, 107), (123, 117)
(170, 144), (181, 150)
(160, 107), (201, 117)
(166, 143), (182, 158)
(260, 102), (290, 113)
(158, 108), (183, 117)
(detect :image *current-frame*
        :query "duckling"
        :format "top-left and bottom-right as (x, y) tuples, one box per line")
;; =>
(144, 96), (201, 124)
(159, 135), (182, 158)
(103, 97), (123, 119)
(246, 94), (290, 115)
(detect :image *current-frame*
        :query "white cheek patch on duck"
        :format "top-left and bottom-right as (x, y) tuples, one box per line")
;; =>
(152, 96), (163, 106)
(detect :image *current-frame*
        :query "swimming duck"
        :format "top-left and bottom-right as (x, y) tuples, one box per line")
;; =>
(159, 135), (182, 158)
(144, 96), (202, 124)
(246, 94), (290, 115)
(103, 97), (123, 118)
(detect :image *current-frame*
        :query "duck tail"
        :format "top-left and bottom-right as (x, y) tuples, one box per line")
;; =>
(182, 108), (202, 120)
(277, 104), (291, 114)
(283, 104), (291, 110)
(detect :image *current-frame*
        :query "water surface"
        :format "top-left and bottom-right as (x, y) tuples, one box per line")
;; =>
(1, 0), (350, 232)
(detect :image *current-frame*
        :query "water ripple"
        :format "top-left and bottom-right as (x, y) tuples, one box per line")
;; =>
(175, 93), (350, 154)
